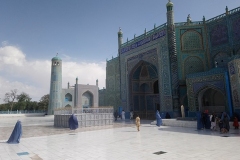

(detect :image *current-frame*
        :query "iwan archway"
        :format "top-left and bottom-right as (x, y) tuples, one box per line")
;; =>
(197, 87), (226, 113)
(129, 61), (159, 119)
(82, 91), (93, 108)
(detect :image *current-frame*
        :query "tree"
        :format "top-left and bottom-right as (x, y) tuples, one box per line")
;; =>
(27, 101), (38, 110)
(4, 89), (18, 111)
(17, 92), (31, 102)
(0, 103), (7, 111)
(16, 92), (32, 110)
(38, 94), (49, 111)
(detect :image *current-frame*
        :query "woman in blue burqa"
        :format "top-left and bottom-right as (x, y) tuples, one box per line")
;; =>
(69, 114), (78, 130)
(7, 120), (22, 144)
(156, 110), (162, 127)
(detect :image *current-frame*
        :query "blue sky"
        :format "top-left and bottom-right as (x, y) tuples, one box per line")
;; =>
(0, 0), (239, 103)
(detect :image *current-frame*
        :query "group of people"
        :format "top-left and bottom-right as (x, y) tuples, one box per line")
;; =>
(114, 110), (135, 121)
(197, 111), (239, 133)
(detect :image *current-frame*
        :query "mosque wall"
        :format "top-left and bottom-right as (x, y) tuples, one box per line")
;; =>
(119, 25), (172, 113)
(228, 59), (240, 114)
(102, 4), (240, 118)
(175, 24), (208, 81)
(104, 57), (121, 110)
(206, 7), (240, 68)
(174, 22), (208, 111)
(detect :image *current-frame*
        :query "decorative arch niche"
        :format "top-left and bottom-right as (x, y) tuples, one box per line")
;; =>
(181, 30), (203, 51)
(65, 93), (72, 102)
(183, 56), (204, 79)
(82, 91), (93, 108)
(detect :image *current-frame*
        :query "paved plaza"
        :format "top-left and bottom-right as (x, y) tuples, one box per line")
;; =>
(0, 116), (240, 160)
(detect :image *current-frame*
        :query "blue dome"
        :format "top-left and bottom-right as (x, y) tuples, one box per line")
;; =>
(166, 1), (173, 7)
(52, 56), (62, 61)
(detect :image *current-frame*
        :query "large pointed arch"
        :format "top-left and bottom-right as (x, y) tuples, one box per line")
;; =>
(195, 86), (226, 113)
(82, 91), (93, 108)
(128, 60), (159, 119)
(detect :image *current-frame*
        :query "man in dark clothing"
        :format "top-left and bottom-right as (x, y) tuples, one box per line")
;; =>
(114, 110), (118, 121)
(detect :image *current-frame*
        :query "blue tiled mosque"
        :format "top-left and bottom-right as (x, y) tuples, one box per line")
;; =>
(99, 1), (240, 119)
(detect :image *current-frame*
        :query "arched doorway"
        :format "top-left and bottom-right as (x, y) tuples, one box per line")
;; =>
(65, 93), (72, 102)
(197, 87), (226, 113)
(129, 61), (159, 119)
(82, 91), (93, 108)
(65, 104), (71, 108)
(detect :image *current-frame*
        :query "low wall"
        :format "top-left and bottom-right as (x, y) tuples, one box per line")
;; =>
(54, 107), (114, 128)
(0, 113), (45, 117)
(54, 113), (114, 128)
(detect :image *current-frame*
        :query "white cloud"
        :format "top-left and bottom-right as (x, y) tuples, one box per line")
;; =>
(0, 45), (106, 104)
(0, 46), (26, 67)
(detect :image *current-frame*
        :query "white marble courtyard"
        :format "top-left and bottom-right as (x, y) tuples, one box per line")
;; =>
(0, 116), (239, 160)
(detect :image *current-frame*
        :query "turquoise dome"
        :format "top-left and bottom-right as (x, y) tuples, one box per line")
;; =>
(166, 1), (173, 7)
(52, 56), (62, 61)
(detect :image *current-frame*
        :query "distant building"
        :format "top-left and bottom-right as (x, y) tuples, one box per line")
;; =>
(100, 1), (240, 118)
(48, 56), (98, 115)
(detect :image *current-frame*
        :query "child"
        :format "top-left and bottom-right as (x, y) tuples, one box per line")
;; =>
(215, 117), (220, 131)
(233, 116), (239, 129)
(135, 115), (140, 131)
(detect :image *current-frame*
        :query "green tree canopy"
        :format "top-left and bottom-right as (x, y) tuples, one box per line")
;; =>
(17, 92), (31, 102)
(38, 94), (49, 111)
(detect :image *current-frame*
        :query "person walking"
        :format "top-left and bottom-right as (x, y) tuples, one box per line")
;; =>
(156, 110), (162, 127)
(135, 115), (140, 131)
(130, 110), (134, 120)
(122, 110), (125, 120)
(210, 113), (216, 130)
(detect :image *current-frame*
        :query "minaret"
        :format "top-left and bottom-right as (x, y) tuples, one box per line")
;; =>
(118, 27), (123, 55)
(118, 27), (123, 107)
(74, 77), (78, 107)
(166, 0), (179, 110)
(48, 54), (62, 115)
(96, 79), (98, 87)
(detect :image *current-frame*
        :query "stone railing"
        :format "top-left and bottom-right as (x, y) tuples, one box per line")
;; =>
(175, 21), (204, 26)
(54, 107), (114, 128)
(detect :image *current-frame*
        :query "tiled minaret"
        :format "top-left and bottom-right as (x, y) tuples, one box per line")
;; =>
(48, 55), (62, 115)
(166, 0), (179, 110)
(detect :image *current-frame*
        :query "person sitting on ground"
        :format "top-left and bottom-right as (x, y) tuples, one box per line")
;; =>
(221, 113), (230, 133)
(7, 120), (22, 144)
(135, 115), (140, 131)
(233, 116), (239, 129)
(69, 114), (78, 130)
